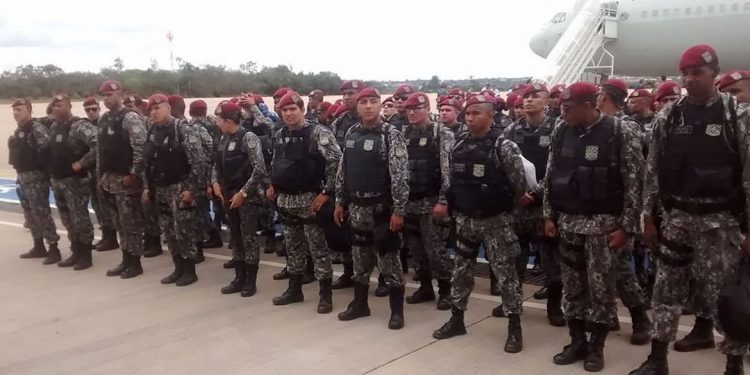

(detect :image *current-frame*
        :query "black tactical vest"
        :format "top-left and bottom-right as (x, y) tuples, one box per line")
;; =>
(343, 124), (391, 201)
(658, 98), (741, 211)
(9, 122), (48, 173)
(549, 116), (623, 215)
(510, 118), (555, 183)
(49, 117), (89, 179)
(98, 108), (135, 174)
(388, 113), (409, 132)
(271, 124), (326, 194)
(449, 129), (514, 218)
(334, 112), (359, 150)
(216, 128), (254, 192)
(405, 124), (441, 200)
(144, 122), (191, 187)
(241, 118), (273, 168)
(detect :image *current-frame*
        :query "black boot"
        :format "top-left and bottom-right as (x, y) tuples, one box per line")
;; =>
(630, 306), (652, 346)
(273, 266), (291, 280)
(436, 279), (451, 311)
(332, 261), (354, 289)
(42, 243), (61, 265)
(534, 285), (549, 300)
(547, 282), (566, 327)
(58, 241), (81, 268)
(241, 264), (259, 297)
(142, 235), (163, 258)
(120, 254), (143, 279)
(492, 304), (507, 318)
(194, 248), (205, 264)
(106, 250), (129, 277)
(489, 268), (501, 296)
(388, 286), (405, 330)
(273, 274), (304, 305)
(201, 228), (223, 249)
(505, 314), (523, 353)
(175, 259), (198, 286)
(161, 255), (184, 284)
(95, 229), (119, 251)
(20, 238), (47, 259)
(406, 270), (435, 304)
(584, 323), (609, 372)
(433, 308), (467, 339)
(263, 231), (276, 254)
(673, 317), (715, 352)
(318, 278), (333, 314)
(554, 319), (588, 365)
(400, 248), (409, 274)
(223, 258), (241, 269)
(725, 355), (744, 375)
(221, 263), (246, 294)
(628, 340), (669, 375)
(338, 283), (371, 321)
(374, 274), (389, 297)
(301, 257), (315, 285)
(73, 242), (93, 271)
(610, 316), (621, 331)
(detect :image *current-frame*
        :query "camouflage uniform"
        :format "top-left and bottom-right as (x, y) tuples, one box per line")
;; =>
(83, 118), (116, 235)
(141, 116), (161, 242)
(97, 107), (147, 256)
(49, 116), (98, 246)
(187, 117), (217, 241)
(644, 92), (750, 355)
(274, 121), (340, 280)
(330, 110), (361, 266)
(242, 104), (277, 245)
(335, 120), (408, 288)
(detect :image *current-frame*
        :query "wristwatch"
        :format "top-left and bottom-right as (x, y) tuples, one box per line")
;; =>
(240, 190), (248, 198)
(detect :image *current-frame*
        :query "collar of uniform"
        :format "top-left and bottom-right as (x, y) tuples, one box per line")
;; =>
(360, 119), (384, 131)
(685, 88), (721, 107)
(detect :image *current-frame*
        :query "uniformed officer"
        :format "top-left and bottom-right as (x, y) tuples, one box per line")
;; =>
(627, 89), (656, 130)
(506, 92), (521, 123)
(123, 94), (146, 116)
(544, 82), (643, 372)
(493, 96), (512, 130)
(653, 81), (682, 112)
(268, 91), (341, 314)
(432, 94), (527, 354)
(389, 84), (416, 131)
(306, 89), (325, 123)
(400, 92), (455, 311)
(718, 70), (750, 103)
(97, 80), (148, 279)
(9, 99), (61, 262)
(382, 96), (397, 120)
(439, 98), (465, 135)
(142, 94), (204, 286)
(48, 94), (98, 270)
(630, 44), (750, 375)
(546, 84), (566, 120)
(334, 87), (409, 330)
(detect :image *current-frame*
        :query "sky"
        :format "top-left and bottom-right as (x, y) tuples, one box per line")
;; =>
(0, 0), (569, 81)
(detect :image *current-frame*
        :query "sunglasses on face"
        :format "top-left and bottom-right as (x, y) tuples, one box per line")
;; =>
(383, 103), (395, 108)
(394, 96), (409, 101)
(406, 106), (428, 113)
(84, 107), (99, 113)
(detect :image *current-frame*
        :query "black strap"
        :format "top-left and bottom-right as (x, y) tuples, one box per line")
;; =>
(662, 196), (734, 215)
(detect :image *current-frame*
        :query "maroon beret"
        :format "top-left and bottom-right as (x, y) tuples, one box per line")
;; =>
(628, 89), (653, 100)
(50, 94), (71, 105)
(326, 103), (341, 118)
(333, 103), (350, 117)
(82, 96), (98, 107)
(167, 95), (185, 107)
(601, 79), (628, 97)
(560, 82), (600, 102)
(514, 96), (525, 108)
(393, 84), (416, 97)
(98, 80), (122, 93)
(216, 101), (242, 116)
(439, 98), (462, 110)
(11, 98), (32, 109)
(123, 94), (144, 106)
(253, 94), (265, 104)
(383, 96), (394, 104)
(718, 70), (750, 90)
(549, 84), (566, 98)
(654, 81), (682, 102)
(273, 87), (292, 99)
(494, 96), (507, 111)
(339, 80), (365, 93)
(319, 101), (332, 112)
(464, 94), (495, 109)
(309, 89), (325, 99)
(355, 87), (381, 102)
(403, 92), (430, 109)
(189, 99), (208, 112)
(480, 89), (496, 98)
(447, 88), (465, 96)
(679, 44), (719, 71)
(277, 91), (304, 109)
(522, 83), (549, 98)
(505, 93), (519, 108)
(147, 94), (169, 110)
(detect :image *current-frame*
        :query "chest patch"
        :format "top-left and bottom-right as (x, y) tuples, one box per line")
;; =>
(363, 139), (374, 151)
(705, 124), (722, 137)
(585, 145), (599, 161)
(473, 164), (485, 177)
(539, 135), (551, 147)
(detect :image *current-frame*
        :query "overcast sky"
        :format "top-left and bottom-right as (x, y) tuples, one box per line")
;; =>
(0, 0), (570, 80)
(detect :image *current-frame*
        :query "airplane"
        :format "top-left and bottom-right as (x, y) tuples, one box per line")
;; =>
(529, 0), (750, 77)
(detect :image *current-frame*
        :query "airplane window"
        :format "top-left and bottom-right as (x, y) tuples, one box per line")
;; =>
(641, 10), (648, 18)
(720, 4), (726, 12)
(696, 6), (703, 14)
(674, 8), (680, 16)
(732, 3), (739, 11)
(685, 7), (692, 15)
(663, 9), (669, 17)
(708, 5), (715, 13)
(745, 2), (750, 11)
(652, 9), (659, 17)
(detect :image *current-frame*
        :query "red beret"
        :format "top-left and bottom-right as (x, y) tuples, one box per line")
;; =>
(480, 89), (496, 97)
(495, 96), (507, 111)
(11, 98), (32, 109)
(718, 70), (750, 90)
(277, 91), (304, 109)
(601, 79), (628, 97)
(439, 98), (462, 110)
(514, 84), (531, 94)
(123, 94), (143, 106)
(383, 96), (394, 104)
(514, 96), (525, 108)
(522, 83), (548, 98)
(333, 103), (350, 117)
(253, 94), (265, 104)
(679, 44), (719, 71)
(393, 84), (416, 97)
(273, 87), (291, 99)
(50, 94), (71, 105)
(147, 94), (169, 109)
(654, 81), (682, 102)
(560, 82), (600, 102)
(229, 97), (240, 103)
(319, 101), (332, 112)
(216, 101), (242, 116)
(464, 94), (495, 109)
(339, 80), (365, 93)
(447, 88), (465, 96)
(355, 87), (381, 102)
(437, 95), (450, 103)
(628, 89), (653, 99)
(403, 92), (430, 109)
(98, 80), (122, 93)
(82, 96), (98, 106)
(549, 84), (566, 98)
(326, 103), (341, 118)
(189, 99), (208, 113)
(167, 95), (184, 107)
(505, 93), (519, 108)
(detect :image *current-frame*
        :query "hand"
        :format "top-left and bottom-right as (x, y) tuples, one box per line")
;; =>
(239, 93), (255, 107)
(389, 214), (404, 232)
(333, 204), (345, 226)
(310, 193), (329, 213)
(179, 191), (194, 205)
(121, 174), (137, 188)
(141, 189), (150, 204)
(230, 191), (245, 209)
(432, 203), (448, 220)
(71, 161), (83, 172)
(519, 192), (535, 207)
(212, 183), (225, 205)
(544, 219), (557, 238)
(607, 228), (628, 249)
(643, 215), (659, 250)
(265, 186), (277, 203)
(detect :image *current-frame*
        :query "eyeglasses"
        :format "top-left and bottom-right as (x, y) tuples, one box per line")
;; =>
(394, 96), (409, 101)
(406, 106), (428, 113)
(84, 107), (99, 113)
(383, 103), (395, 108)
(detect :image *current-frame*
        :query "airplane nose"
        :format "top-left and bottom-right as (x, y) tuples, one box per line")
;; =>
(529, 32), (553, 58)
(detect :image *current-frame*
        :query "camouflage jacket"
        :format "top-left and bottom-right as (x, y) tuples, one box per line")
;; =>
(50, 115), (98, 172)
(211, 130), (268, 203)
(405, 122), (455, 215)
(12, 119), (51, 184)
(144, 117), (205, 196)
(96, 107), (147, 194)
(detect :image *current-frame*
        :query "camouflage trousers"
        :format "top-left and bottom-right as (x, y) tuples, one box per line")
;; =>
(51, 176), (94, 245)
(451, 213), (522, 314)
(559, 230), (617, 324)
(348, 203), (404, 288)
(18, 172), (59, 244)
(278, 203), (332, 280)
(517, 217), (561, 285)
(615, 239), (646, 309)
(195, 193), (216, 242)
(154, 184), (198, 260)
(101, 189), (145, 256)
(142, 193), (161, 238)
(405, 213), (452, 281)
(651, 220), (748, 355)
(88, 173), (115, 232)
(226, 199), (260, 266)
